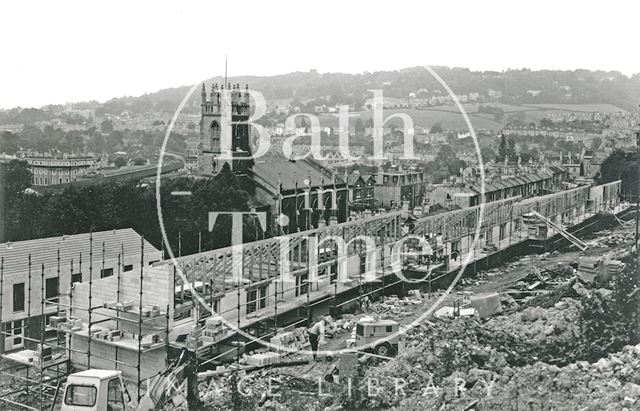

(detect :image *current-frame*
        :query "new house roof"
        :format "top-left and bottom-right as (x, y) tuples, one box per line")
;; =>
(0, 228), (159, 278)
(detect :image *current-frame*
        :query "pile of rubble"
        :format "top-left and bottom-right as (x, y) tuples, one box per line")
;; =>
(347, 294), (594, 409)
(367, 295), (424, 320)
(585, 231), (634, 248)
(347, 311), (640, 410)
(394, 344), (640, 410)
(485, 297), (580, 343)
(459, 252), (563, 287)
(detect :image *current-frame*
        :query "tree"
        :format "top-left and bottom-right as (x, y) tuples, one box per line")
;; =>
(597, 150), (638, 199)
(0, 131), (20, 154)
(425, 144), (465, 183)
(507, 136), (517, 159)
(430, 122), (443, 134)
(0, 160), (33, 241)
(133, 157), (146, 166)
(89, 132), (106, 153)
(100, 119), (114, 134)
(497, 133), (508, 161)
(480, 146), (496, 163)
(1, 159), (32, 198)
(106, 130), (124, 151)
(114, 156), (127, 168)
(590, 136), (603, 151)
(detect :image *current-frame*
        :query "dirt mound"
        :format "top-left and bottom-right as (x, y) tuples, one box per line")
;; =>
(486, 297), (580, 344)
(392, 344), (640, 410)
(444, 345), (640, 410)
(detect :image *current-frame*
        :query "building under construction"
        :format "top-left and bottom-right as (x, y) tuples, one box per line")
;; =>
(0, 179), (629, 409)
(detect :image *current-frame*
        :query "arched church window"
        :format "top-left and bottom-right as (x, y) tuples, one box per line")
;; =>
(210, 121), (220, 149)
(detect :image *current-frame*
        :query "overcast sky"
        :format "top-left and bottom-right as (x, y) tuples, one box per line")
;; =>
(0, 0), (637, 109)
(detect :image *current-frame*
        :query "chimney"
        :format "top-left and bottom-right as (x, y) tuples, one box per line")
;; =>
(5, 242), (12, 249)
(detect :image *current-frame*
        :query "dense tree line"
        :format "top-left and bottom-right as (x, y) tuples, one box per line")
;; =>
(597, 150), (639, 201)
(0, 161), (259, 255)
(0, 125), (189, 158)
(423, 144), (466, 183)
(58, 67), (640, 118)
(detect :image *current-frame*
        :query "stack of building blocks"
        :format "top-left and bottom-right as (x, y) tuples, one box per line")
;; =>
(186, 326), (204, 350)
(244, 352), (282, 367)
(49, 314), (67, 328)
(578, 257), (601, 283)
(90, 326), (112, 340)
(269, 327), (309, 352)
(58, 316), (82, 332)
(202, 316), (227, 345)
(606, 260), (625, 277)
(141, 334), (161, 348)
(140, 305), (161, 318)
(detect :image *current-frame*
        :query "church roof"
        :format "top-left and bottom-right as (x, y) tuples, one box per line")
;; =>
(252, 159), (344, 193)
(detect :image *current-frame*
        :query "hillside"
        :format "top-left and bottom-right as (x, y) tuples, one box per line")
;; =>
(1, 67), (638, 127)
(90, 67), (639, 115)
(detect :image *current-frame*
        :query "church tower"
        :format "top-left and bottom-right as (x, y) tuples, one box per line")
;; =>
(198, 82), (253, 175)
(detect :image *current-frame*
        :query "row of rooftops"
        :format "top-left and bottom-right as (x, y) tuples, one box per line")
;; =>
(447, 170), (560, 196)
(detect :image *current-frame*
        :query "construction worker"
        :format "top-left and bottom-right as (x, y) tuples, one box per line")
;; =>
(422, 236), (434, 266)
(308, 316), (331, 361)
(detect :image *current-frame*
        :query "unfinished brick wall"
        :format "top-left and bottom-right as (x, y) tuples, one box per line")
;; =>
(70, 334), (167, 381)
(68, 265), (173, 381)
(71, 265), (174, 326)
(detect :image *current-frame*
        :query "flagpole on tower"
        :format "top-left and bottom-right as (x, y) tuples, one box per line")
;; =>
(224, 54), (228, 86)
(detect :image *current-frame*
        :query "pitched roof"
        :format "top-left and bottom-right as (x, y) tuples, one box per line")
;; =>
(347, 175), (364, 185)
(0, 228), (158, 278)
(252, 159), (344, 192)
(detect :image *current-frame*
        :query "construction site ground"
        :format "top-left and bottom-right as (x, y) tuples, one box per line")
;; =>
(199, 221), (639, 410)
(1, 222), (636, 410)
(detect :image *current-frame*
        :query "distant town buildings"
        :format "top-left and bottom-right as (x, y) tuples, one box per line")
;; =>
(426, 169), (563, 209)
(346, 174), (377, 211)
(21, 153), (100, 186)
(373, 168), (428, 209)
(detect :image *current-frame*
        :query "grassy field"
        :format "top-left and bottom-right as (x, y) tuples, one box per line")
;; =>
(318, 108), (504, 131)
(521, 103), (626, 112)
(309, 102), (627, 133)
(427, 102), (533, 113)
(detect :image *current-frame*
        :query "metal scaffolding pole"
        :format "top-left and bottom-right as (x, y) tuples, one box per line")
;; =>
(87, 231), (93, 369)
(26, 254), (32, 398)
(137, 236), (145, 402)
(0, 257), (3, 354)
(39, 263), (45, 411)
(68, 258), (74, 374)
(635, 128), (640, 256)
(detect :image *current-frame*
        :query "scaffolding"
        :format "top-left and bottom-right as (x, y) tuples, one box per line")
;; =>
(0, 233), (173, 410)
(0, 180), (626, 408)
(167, 181), (626, 367)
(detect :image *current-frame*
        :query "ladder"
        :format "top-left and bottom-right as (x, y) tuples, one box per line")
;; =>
(529, 210), (588, 251)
